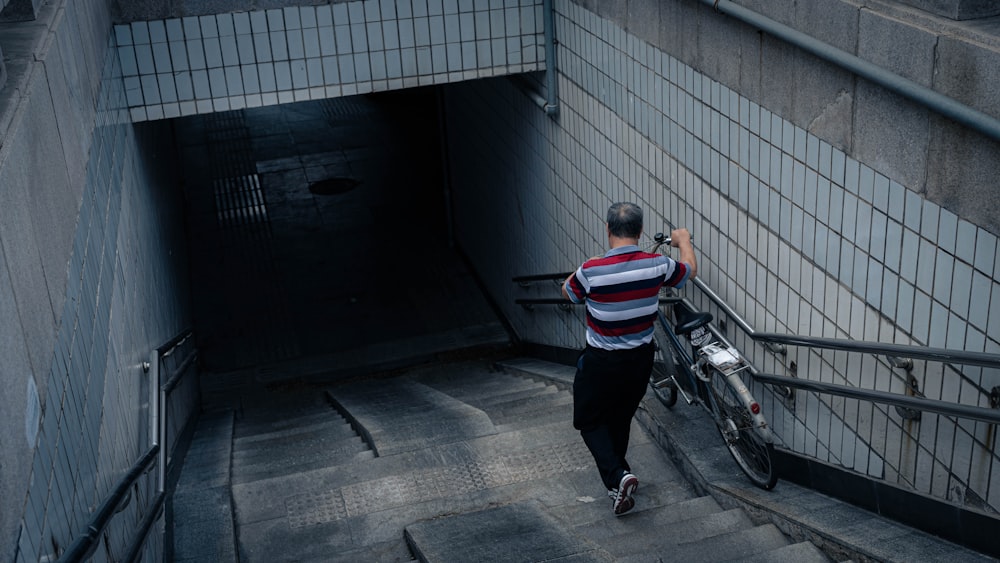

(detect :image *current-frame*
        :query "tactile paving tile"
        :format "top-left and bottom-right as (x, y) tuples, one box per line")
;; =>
(285, 489), (348, 529)
(503, 442), (593, 477)
(285, 441), (590, 528)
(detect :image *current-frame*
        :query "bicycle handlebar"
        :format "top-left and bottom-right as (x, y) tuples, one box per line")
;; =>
(652, 231), (695, 250)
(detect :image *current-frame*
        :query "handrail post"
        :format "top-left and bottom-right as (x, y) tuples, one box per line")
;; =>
(149, 348), (163, 493)
(158, 383), (167, 493)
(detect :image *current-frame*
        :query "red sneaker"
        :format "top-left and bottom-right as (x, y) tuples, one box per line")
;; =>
(612, 473), (638, 515)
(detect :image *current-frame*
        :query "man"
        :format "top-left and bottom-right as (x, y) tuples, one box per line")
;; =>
(562, 202), (697, 515)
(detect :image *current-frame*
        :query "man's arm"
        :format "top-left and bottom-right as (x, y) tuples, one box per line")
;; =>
(670, 228), (697, 279)
(561, 272), (575, 300)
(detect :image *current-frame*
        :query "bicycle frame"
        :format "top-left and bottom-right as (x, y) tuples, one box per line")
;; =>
(643, 232), (778, 489)
(654, 299), (774, 445)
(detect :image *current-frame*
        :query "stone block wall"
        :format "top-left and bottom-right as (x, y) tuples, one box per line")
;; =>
(0, 0), (193, 560)
(444, 0), (1000, 514)
(895, 0), (1000, 20)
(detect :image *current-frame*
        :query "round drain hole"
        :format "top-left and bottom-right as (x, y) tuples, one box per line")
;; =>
(309, 177), (360, 195)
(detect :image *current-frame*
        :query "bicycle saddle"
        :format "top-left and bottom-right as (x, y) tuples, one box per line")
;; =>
(672, 303), (714, 335)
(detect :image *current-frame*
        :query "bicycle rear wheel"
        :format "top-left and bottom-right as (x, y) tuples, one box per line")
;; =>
(649, 323), (678, 408)
(707, 371), (777, 490)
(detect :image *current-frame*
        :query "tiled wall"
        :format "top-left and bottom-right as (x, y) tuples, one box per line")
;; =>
(445, 0), (999, 512)
(14, 34), (192, 563)
(115, 0), (545, 121)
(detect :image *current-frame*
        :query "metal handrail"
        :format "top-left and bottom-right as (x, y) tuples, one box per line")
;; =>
(151, 328), (196, 493)
(753, 333), (1000, 369)
(59, 445), (159, 562)
(687, 276), (786, 354)
(157, 328), (193, 357)
(512, 272), (571, 283)
(753, 373), (1000, 424)
(123, 492), (166, 563)
(689, 277), (759, 340)
(705, 0), (1000, 144)
(514, 272), (1000, 369)
(61, 328), (195, 562)
(517, 288), (1000, 422)
(162, 351), (198, 393)
(517, 297), (681, 306)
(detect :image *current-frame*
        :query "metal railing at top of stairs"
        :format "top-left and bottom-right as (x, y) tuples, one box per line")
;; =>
(513, 272), (1000, 424)
(150, 328), (198, 493)
(59, 328), (197, 563)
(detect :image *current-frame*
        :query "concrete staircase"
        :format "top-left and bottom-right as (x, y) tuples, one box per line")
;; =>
(231, 389), (375, 484)
(208, 358), (828, 562)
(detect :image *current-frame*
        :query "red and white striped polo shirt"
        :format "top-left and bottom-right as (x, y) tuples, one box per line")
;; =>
(564, 245), (690, 350)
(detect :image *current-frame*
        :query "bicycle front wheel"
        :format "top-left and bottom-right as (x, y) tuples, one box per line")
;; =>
(708, 371), (777, 490)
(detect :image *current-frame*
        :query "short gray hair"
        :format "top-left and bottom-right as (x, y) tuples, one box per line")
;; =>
(607, 202), (643, 238)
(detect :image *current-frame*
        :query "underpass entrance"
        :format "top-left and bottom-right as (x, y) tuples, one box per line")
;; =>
(172, 87), (508, 381)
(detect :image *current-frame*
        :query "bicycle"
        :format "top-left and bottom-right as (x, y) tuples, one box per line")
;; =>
(647, 232), (778, 490)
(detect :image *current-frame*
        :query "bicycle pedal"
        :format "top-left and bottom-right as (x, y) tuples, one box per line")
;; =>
(651, 377), (675, 389)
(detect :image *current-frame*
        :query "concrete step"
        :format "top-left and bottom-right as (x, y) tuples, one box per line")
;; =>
(418, 367), (575, 429)
(235, 389), (334, 416)
(462, 382), (557, 408)
(234, 410), (342, 439)
(404, 501), (613, 563)
(493, 402), (574, 432)
(231, 438), (601, 559)
(493, 358), (811, 562)
(234, 419), (357, 446)
(420, 372), (548, 402)
(226, 358), (698, 562)
(233, 433), (372, 467)
(405, 361), (506, 386)
(233, 448), (376, 485)
(550, 494), (724, 529)
(234, 419), (365, 449)
(497, 357), (576, 388)
(402, 494), (790, 563)
(175, 411), (234, 494)
(489, 391), (574, 420)
(229, 389), (375, 484)
(476, 383), (560, 408)
(736, 540), (832, 562)
(171, 411), (238, 562)
(172, 485), (238, 563)
(643, 523), (793, 562)
(230, 419), (597, 527)
(184, 412), (235, 450)
(547, 482), (710, 527)
(577, 506), (754, 548)
(325, 379), (498, 456)
(312, 538), (417, 562)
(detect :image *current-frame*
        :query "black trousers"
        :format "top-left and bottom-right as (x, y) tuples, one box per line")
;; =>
(573, 343), (654, 491)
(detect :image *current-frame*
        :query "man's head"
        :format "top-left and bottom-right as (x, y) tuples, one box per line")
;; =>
(607, 202), (643, 239)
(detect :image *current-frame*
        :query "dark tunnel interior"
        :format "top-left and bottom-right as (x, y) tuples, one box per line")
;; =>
(170, 87), (504, 378)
